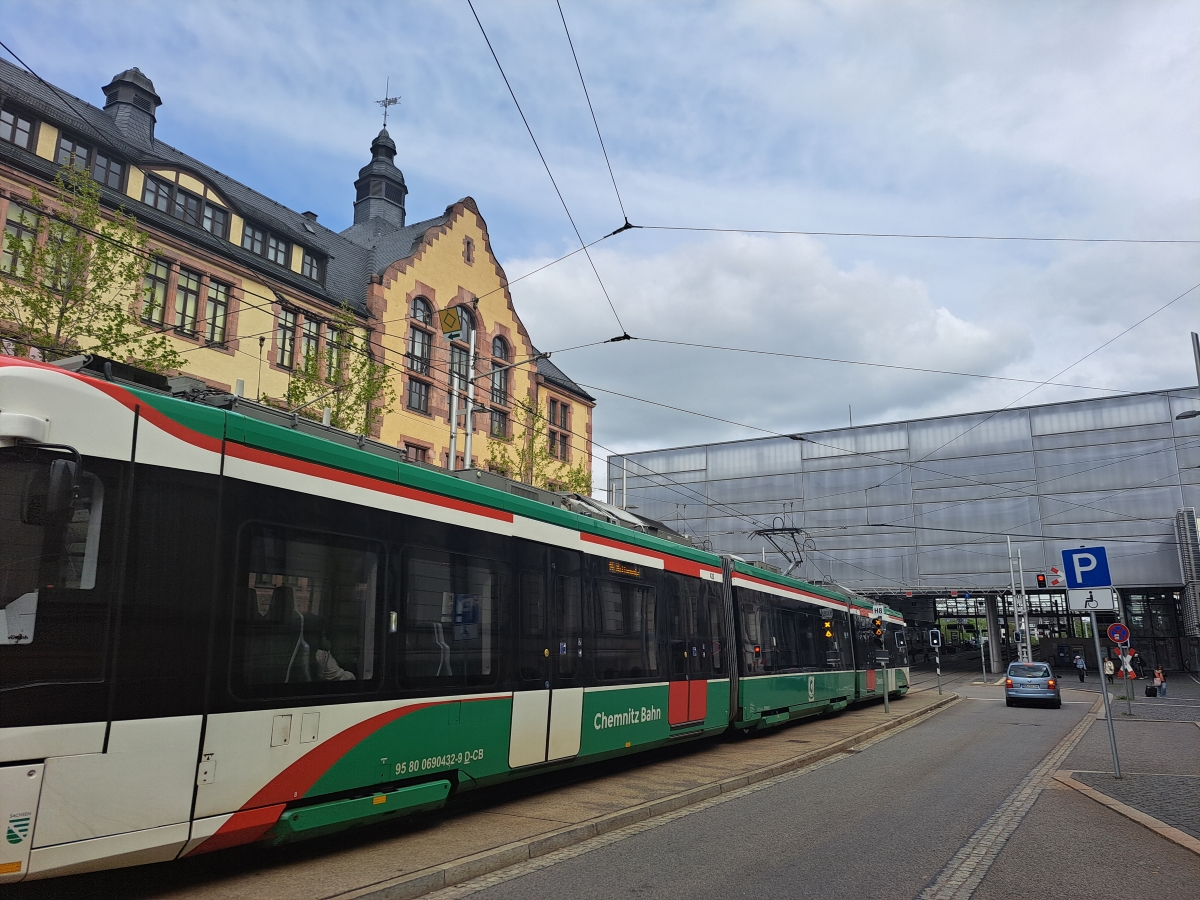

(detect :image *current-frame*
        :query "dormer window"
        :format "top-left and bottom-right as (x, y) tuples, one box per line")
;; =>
(56, 135), (91, 170)
(93, 151), (124, 189)
(57, 134), (127, 191)
(143, 173), (227, 238)
(301, 250), (324, 283)
(242, 222), (290, 267)
(0, 107), (34, 150)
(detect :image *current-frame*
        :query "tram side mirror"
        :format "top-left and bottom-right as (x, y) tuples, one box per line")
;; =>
(43, 459), (78, 524)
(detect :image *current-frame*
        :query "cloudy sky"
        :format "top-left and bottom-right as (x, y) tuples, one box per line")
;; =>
(7, 1), (1199, 490)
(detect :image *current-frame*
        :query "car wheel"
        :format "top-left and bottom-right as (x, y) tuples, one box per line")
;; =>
(1005, 698), (1014, 707)
(1052, 700), (1061, 709)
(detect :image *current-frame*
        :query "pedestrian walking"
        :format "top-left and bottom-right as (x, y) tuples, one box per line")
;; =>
(1103, 657), (1114, 684)
(1074, 653), (1086, 682)
(1131, 649), (1146, 678)
(1154, 665), (1167, 698)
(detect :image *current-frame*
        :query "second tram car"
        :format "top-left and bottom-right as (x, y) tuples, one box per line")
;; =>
(0, 355), (908, 881)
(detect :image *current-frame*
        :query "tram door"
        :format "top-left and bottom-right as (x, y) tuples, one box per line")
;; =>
(508, 547), (585, 767)
(666, 575), (709, 725)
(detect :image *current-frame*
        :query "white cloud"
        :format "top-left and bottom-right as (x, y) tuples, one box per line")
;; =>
(5, 0), (1198, 495)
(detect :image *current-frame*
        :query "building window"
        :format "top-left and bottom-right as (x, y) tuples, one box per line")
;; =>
(171, 188), (203, 228)
(548, 398), (570, 460)
(1, 203), (38, 279)
(490, 362), (508, 407)
(141, 258), (170, 326)
(205, 280), (229, 345)
(266, 233), (290, 266)
(92, 151), (124, 190)
(463, 236), (475, 265)
(326, 326), (341, 380)
(143, 175), (173, 213)
(411, 296), (432, 325)
(407, 327), (431, 375)
(404, 444), (427, 463)
(300, 318), (320, 367)
(490, 409), (508, 439)
(559, 432), (569, 462)
(173, 268), (201, 335)
(407, 378), (430, 414)
(549, 399), (559, 428)
(202, 204), (228, 239)
(0, 108), (34, 150)
(56, 135), (90, 170)
(277, 309), (297, 369)
(301, 250), (323, 283)
(242, 223), (265, 256)
(450, 345), (469, 395)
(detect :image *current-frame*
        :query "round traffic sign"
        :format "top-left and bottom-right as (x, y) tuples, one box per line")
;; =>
(1107, 623), (1130, 644)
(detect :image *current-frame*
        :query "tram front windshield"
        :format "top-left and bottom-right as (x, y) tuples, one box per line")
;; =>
(0, 447), (110, 688)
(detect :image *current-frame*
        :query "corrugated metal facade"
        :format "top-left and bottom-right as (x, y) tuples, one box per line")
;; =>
(611, 388), (1200, 597)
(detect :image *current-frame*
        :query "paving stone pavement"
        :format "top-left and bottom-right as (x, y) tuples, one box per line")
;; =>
(1073, 771), (1200, 840)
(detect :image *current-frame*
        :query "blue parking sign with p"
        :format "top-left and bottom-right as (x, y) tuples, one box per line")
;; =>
(1061, 547), (1112, 589)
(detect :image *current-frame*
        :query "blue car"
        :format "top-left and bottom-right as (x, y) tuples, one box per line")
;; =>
(1005, 662), (1061, 708)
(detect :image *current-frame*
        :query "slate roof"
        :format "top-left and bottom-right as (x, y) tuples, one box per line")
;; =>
(0, 57), (393, 316)
(536, 353), (595, 403)
(339, 208), (454, 278)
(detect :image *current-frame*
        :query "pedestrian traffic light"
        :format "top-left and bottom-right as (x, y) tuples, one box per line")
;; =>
(1036, 573), (1047, 589)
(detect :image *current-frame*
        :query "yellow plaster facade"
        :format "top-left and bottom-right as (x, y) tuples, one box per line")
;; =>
(0, 62), (595, 488)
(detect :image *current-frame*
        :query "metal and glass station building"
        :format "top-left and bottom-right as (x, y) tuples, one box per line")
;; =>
(609, 387), (1200, 673)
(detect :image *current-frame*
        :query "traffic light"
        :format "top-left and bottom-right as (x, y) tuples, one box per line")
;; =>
(928, 628), (942, 648)
(871, 616), (884, 646)
(823, 619), (834, 639)
(1036, 573), (1047, 589)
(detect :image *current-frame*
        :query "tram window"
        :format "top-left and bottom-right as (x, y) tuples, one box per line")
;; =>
(1, 457), (105, 647)
(593, 579), (657, 680)
(401, 548), (499, 687)
(555, 574), (582, 679)
(234, 525), (379, 694)
(1, 453), (115, 700)
(775, 609), (800, 669)
(665, 574), (696, 678)
(517, 569), (546, 683)
(706, 585), (724, 673)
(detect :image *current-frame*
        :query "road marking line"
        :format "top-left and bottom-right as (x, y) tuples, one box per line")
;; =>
(917, 697), (1102, 900)
(423, 699), (960, 899)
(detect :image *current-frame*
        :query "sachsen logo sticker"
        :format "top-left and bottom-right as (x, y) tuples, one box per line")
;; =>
(6, 814), (30, 845)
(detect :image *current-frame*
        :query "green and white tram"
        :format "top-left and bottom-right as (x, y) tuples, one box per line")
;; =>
(0, 355), (908, 881)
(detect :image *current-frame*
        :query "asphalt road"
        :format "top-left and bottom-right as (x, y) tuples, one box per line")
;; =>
(437, 680), (1198, 900)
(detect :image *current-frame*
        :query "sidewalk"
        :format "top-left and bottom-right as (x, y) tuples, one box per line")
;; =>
(1055, 708), (1200, 855)
(10, 690), (956, 900)
(1092, 669), (1200, 722)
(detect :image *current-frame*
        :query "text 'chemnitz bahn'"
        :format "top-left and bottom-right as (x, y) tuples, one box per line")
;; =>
(0, 355), (908, 881)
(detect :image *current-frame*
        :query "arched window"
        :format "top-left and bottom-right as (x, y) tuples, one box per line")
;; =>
(492, 336), (509, 361)
(411, 296), (432, 325)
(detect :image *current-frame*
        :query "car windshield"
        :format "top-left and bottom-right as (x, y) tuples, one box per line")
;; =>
(1009, 664), (1050, 678)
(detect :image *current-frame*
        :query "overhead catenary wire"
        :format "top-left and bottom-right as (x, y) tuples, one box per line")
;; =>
(465, 0), (628, 336)
(0, 39), (126, 156)
(555, 0), (627, 222)
(637, 224), (1200, 245)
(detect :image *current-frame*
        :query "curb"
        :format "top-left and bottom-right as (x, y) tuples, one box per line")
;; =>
(333, 693), (961, 900)
(1052, 770), (1200, 857)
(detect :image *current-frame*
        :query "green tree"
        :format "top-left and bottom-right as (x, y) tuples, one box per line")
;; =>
(485, 392), (591, 494)
(0, 164), (183, 372)
(283, 305), (396, 436)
